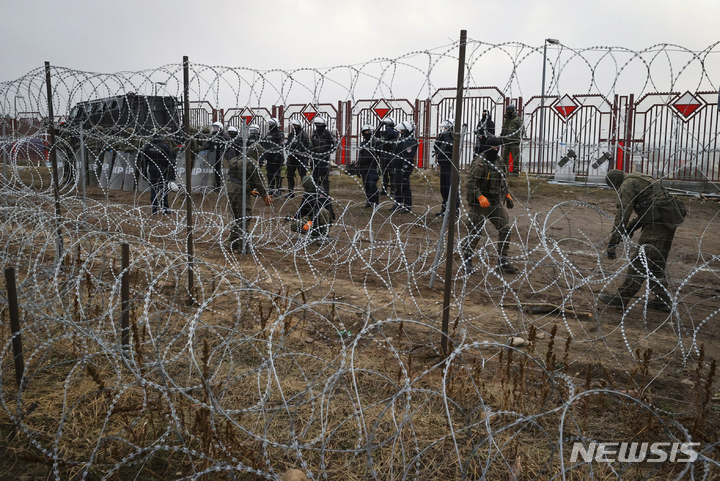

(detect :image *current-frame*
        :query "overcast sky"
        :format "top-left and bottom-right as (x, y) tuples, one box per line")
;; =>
(2, 0), (718, 80)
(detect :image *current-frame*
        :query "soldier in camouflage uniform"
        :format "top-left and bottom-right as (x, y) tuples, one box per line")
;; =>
(288, 175), (336, 242)
(226, 138), (272, 252)
(461, 136), (518, 274)
(500, 105), (524, 176)
(598, 170), (686, 312)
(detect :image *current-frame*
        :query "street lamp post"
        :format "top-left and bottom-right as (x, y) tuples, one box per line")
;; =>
(154, 82), (166, 97)
(539, 38), (559, 171)
(9, 95), (25, 179)
(14, 95), (24, 133)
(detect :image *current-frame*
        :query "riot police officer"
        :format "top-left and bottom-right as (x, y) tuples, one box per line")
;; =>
(285, 118), (310, 198)
(205, 121), (229, 188)
(141, 130), (176, 214)
(310, 117), (336, 194)
(474, 109), (495, 155)
(377, 117), (399, 196)
(433, 119), (456, 217)
(390, 121), (418, 214)
(357, 124), (380, 208)
(261, 118), (285, 196)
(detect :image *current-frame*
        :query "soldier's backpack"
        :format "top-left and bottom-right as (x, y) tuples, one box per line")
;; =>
(656, 194), (687, 229)
(650, 180), (687, 229)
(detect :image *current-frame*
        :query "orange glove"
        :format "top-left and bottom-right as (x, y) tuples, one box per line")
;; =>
(505, 194), (514, 209)
(303, 220), (313, 231)
(478, 195), (490, 208)
(263, 195), (273, 206)
(250, 189), (259, 197)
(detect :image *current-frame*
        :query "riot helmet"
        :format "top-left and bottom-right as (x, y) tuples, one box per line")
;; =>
(361, 123), (373, 139)
(248, 124), (261, 142)
(313, 117), (327, 131)
(397, 121), (414, 136)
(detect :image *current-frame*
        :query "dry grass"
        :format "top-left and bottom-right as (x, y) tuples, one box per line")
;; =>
(0, 167), (718, 479)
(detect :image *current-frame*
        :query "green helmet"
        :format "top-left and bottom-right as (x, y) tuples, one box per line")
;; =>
(605, 169), (625, 189)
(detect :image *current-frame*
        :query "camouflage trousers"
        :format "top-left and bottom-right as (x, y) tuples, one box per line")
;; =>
(228, 190), (255, 248)
(502, 142), (521, 174)
(616, 222), (675, 304)
(461, 202), (511, 260)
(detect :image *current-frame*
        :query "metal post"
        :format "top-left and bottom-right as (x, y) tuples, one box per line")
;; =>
(44, 62), (63, 261)
(441, 30), (467, 358)
(79, 127), (86, 206)
(538, 38), (559, 173)
(183, 56), (195, 302)
(4, 267), (24, 387)
(121, 243), (130, 350)
(241, 121), (248, 254)
(2, 122), (6, 181)
(429, 125), (466, 289)
(14, 95), (24, 134)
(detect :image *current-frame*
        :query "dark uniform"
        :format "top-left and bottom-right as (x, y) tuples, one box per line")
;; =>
(226, 147), (271, 251)
(433, 127), (456, 216)
(500, 106), (524, 175)
(474, 110), (495, 155)
(204, 125), (229, 188)
(56, 123), (81, 184)
(261, 123), (285, 195)
(357, 128), (380, 207)
(141, 136), (175, 214)
(285, 122), (310, 197)
(378, 122), (399, 194)
(290, 175), (336, 241)
(461, 137), (517, 273)
(85, 126), (110, 186)
(390, 126), (418, 213)
(599, 170), (686, 312)
(225, 128), (243, 160)
(310, 122), (336, 194)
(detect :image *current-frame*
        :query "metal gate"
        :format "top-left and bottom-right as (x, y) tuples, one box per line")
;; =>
(524, 94), (614, 177)
(631, 91), (720, 181)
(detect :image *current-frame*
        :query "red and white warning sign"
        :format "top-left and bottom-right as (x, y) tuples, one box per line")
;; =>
(301, 104), (317, 123)
(373, 99), (391, 119)
(554, 95), (578, 118)
(672, 92), (703, 119)
(239, 107), (254, 125)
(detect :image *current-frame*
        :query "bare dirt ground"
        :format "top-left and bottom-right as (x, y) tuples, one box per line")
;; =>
(2, 166), (719, 479)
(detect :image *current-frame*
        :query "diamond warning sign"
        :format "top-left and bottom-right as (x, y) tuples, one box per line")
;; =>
(239, 107), (254, 125)
(554, 95), (578, 118)
(301, 104), (317, 123)
(373, 99), (391, 119)
(672, 92), (703, 119)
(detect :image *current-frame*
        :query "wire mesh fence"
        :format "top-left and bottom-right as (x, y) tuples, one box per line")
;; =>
(0, 40), (719, 480)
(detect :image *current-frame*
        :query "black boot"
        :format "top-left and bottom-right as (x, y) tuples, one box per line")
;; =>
(497, 256), (518, 274)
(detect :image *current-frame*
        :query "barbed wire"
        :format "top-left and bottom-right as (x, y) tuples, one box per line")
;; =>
(0, 41), (719, 480)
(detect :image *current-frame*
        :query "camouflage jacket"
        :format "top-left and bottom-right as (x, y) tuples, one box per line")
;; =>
(609, 172), (666, 245)
(501, 114), (524, 142)
(465, 152), (508, 206)
(226, 156), (267, 197)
